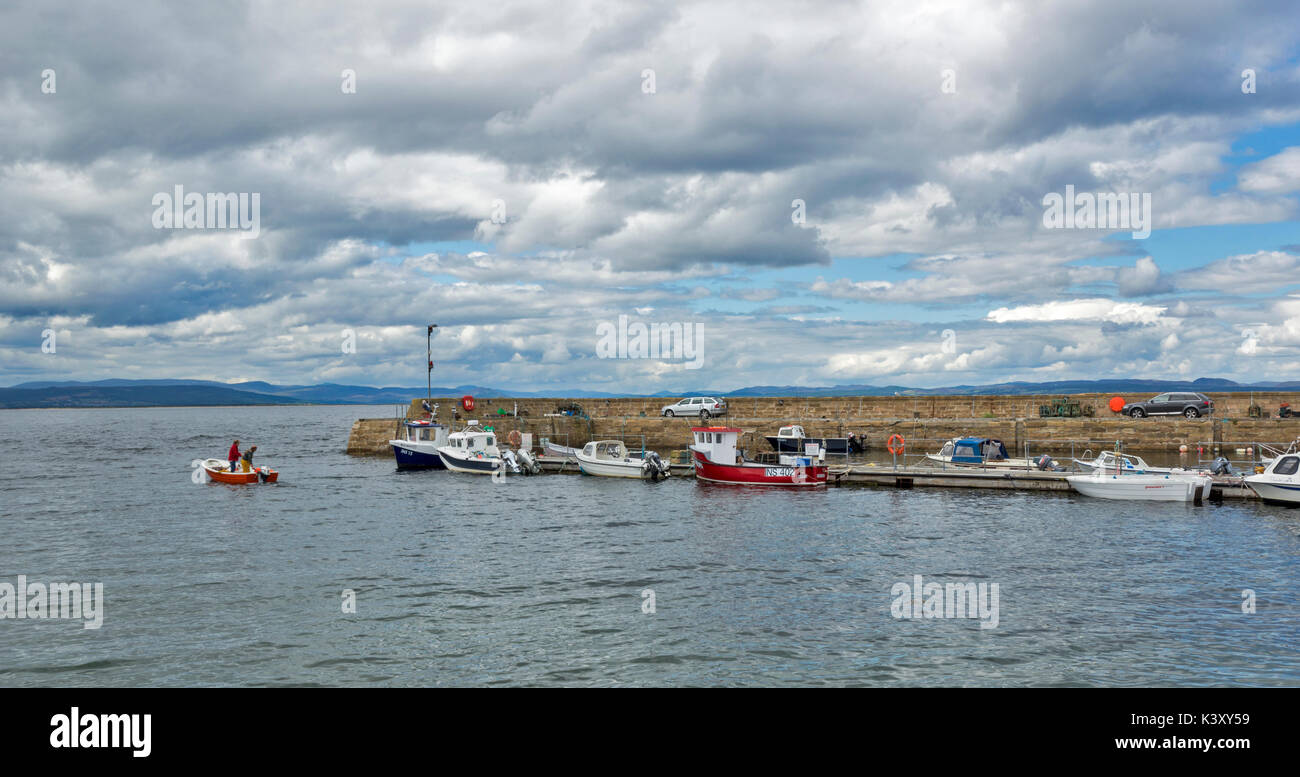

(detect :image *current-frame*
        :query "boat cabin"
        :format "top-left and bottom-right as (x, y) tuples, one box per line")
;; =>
(691, 426), (742, 464)
(941, 437), (1010, 463)
(775, 425), (806, 439)
(400, 419), (447, 444)
(1264, 454), (1300, 477)
(582, 440), (629, 460)
(1092, 450), (1147, 472)
(446, 422), (498, 454)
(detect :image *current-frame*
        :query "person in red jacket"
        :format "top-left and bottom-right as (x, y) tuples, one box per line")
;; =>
(228, 440), (241, 472)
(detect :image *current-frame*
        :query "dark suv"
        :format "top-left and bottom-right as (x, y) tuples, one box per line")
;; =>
(1122, 392), (1214, 418)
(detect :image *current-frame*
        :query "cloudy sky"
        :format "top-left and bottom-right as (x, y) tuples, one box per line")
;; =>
(3, 0), (1299, 392)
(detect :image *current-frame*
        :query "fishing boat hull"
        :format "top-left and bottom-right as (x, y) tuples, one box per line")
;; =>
(1067, 473), (1211, 502)
(437, 447), (502, 475)
(200, 459), (278, 484)
(691, 449), (827, 486)
(390, 440), (447, 469)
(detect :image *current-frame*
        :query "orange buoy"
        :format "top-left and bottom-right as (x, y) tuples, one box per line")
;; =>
(1108, 396), (1126, 413)
(887, 434), (905, 455)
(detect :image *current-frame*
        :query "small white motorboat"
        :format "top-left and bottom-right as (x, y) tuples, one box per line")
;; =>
(576, 440), (670, 480)
(436, 424), (502, 474)
(1071, 449), (1175, 475)
(437, 422), (539, 476)
(1067, 471), (1212, 502)
(925, 437), (1042, 469)
(1244, 452), (1300, 505)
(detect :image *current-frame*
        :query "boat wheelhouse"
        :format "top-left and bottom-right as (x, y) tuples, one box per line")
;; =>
(390, 419), (450, 469)
(690, 426), (827, 487)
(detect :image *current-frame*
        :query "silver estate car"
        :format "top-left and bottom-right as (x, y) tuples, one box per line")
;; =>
(661, 397), (727, 419)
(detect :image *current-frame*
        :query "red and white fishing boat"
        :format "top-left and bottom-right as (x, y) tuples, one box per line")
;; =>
(200, 458), (279, 484)
(690, 427), (827, 486)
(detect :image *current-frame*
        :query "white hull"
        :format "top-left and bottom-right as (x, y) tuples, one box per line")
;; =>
(1074, 461), (1178, 475)
(1244, 478), (1300, 505)
(436, 447), (501, 475)
(576, 456), (648, 478)
(1067, 472), (1211, 502)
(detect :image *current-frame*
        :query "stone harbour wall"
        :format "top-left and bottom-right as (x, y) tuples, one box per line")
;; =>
(344, 392), (1300, 457)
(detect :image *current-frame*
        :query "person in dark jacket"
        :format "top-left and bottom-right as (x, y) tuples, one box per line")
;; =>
(228, 440), (241, 472)
(240, 445), (258, 473)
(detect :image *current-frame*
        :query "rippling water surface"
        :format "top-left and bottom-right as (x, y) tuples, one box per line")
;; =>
(2, 405), (1297, 686)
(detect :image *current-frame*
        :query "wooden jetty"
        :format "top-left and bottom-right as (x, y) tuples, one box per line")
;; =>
(532, 457), (1256, 499)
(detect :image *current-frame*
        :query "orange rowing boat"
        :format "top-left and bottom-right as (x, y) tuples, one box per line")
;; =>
(200, 458), (279, 484)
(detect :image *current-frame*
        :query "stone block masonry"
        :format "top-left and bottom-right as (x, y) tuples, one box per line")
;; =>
(345, 393), (1300, 457)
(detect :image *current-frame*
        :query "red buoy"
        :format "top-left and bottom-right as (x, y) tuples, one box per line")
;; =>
(1108, 396), (1125, 413)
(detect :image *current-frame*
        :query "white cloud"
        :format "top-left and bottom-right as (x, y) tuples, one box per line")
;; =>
(987, 299), (1167, 325)
(1238, 147), (1300, 194)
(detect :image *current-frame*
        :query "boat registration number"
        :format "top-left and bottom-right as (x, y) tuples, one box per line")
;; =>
(764, 467), (795, 477)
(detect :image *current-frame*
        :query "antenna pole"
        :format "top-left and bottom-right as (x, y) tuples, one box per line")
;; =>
(427, 324), (438, 401)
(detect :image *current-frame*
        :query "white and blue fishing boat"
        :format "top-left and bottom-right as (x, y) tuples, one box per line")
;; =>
(390, 418), (450, 469)
(437, 422), (506, 475)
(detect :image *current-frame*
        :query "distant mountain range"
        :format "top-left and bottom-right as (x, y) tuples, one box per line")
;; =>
(2, 376), (1298, 409)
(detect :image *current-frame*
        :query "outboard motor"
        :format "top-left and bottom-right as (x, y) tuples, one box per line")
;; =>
(500, 449), (521, 474)
(641, 451), (670, 481)
(1035, 454), (1063, 472)
(257, 466), (269, 483)
(516, 449), (540, 475)
(1211, 456), (1233, 476)
(848, 433), (864, 454)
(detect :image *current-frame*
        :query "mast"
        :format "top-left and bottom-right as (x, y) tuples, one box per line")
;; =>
(427, 324), (438, 403)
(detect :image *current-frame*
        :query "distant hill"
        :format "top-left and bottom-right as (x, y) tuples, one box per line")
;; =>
(0, 384), (312, 409)
(2, 376), (1298, 408)
(715, 377), (1300, 397)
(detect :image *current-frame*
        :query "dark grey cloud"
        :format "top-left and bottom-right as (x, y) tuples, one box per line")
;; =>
(2, 0), (1299, 388)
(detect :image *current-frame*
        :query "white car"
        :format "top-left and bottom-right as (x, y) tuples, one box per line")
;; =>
(661, 397), (727, 419)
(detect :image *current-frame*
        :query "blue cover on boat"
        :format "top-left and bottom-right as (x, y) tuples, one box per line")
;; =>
(951, 438), (1008, 463)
